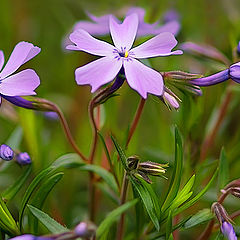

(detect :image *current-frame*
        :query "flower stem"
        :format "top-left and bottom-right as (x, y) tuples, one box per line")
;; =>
(125, 98), (146, 148)
(199, 83), (233, 162)
(116, 172), (129, 240)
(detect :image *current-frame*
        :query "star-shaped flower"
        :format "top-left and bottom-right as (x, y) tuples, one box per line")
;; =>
(67, 14), (182, 98)
(0, 42), (40, 104)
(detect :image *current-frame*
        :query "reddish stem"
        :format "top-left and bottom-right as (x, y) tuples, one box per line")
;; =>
(126, 98), (146, 148)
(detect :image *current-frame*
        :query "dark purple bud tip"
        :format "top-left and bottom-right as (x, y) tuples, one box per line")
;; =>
(16, 152), (31, 165)
(237, 41), (240, 55)
(221, 221), (237, 240)
(0, 144), (14, 161)
(229, 62), (240, 83)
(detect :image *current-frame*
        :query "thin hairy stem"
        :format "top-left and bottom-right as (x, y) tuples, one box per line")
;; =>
(117, 172), (129, 240)
(126, 98), (146, 148)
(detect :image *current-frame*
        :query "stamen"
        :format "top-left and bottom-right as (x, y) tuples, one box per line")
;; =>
(124, 51), (129, 58)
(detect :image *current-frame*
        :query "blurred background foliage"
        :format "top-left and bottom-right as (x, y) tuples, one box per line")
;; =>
(1, 0), (240, 239)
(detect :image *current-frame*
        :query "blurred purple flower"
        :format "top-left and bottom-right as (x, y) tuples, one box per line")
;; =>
(237, 41), (240, 55)
(163, 9), (180, 23)
(44, 111), (59, 120)
(72, 7), (180, 37)
(16, 152), (31, 165)
(221, 221), (237, 240)
(0, 42), (41, 105)
(67, 14), (182, 98)
(0, 144), (14, 161)
(10, 235), (51, 240)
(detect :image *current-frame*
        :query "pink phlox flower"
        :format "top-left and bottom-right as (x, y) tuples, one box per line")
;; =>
(72, 7), (180, 37)
(0, 41), (40, 104)
(66, 14), (182, 99)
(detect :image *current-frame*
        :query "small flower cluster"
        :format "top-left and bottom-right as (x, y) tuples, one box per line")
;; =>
(0, 144), (31, 165)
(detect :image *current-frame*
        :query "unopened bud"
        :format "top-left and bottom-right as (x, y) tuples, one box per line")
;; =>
(138, 161), (168, 176)
(16, 152), (31, 165)
(229, 62), (240, 83)
(0, 144), (14, 161)
(127, 156), (139, 170)
(74, 221), (96, 238)
(221, 221), (237, 240)
(212, 202), (231, 225)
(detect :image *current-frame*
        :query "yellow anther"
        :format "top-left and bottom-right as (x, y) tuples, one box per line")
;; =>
(124, 51), (129, 58)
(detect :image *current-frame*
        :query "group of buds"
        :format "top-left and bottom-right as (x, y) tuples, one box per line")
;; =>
(0, 144), (31, 165)
(127, 156), (168, 184)
(211, 179), (240, 240)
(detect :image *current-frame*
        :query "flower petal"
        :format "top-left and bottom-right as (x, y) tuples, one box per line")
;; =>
(0, 42), (40, 79)
(0, 51), (4, 71)
(73, 21), (110, 36)
(75, 56), (122, 92)
(0, 69), (40, 96)
(66, 29), (115, 57)
(126, 7), (146, 23)
(153, 21), (180, 36)
(123, 58), (163, 98)
(110, 14), (138, 50)
(131, 32), (183, 59)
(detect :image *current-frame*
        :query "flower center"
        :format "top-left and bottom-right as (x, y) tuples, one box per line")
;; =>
(118, 50), (129, 58)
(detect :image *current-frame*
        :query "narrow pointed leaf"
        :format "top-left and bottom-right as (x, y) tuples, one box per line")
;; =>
(218, 148), (229, 190)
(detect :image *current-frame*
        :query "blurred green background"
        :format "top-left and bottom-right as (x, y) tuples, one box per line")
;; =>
(1, 0), (240, 239)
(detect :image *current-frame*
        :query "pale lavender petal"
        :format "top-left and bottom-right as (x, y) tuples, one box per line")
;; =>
(131, 32), (183, 59)
(152, 21), (180, 36)
(0, 69), (40, 96)
(86, 12), (111, 23)
(127, 7), (146, 23)
(163, 91), (179, 109)
(66, 29), (115, 57)
(123, 58), (163, 98)
(75, 57), (122, 92)
(110, 14), (138, 50)
(73, 21), (110, 36)
(0, 42), (40, 79)
(0, 50), (4, 71)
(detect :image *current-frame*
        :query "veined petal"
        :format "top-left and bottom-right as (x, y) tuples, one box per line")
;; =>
(131, 32), (183, 59)
(73, 21), (110, 36)
(0, 42), (40, 79)
(110, 14), (138, 50)
(0, 69), (40, 96)
(66, 29), (115, 57)
(75, 56), (122, 92)
(0, 51), (4, 71)
(124, 58), (163, 98)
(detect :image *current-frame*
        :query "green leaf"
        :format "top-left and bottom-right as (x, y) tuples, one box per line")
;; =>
(96, 199), (138, 239)
(184, 209), (214, 229)
(19, 166), (54, 230)
(174, 168), (218, 216)
(52, 153), (84, 169)
(80, 165), (118, 194)
(0, 196), (20, 235)
(111, 135), (128, 170)
(166, 210), (172, 240)
(3, 166), (32, 201)
(161, 127), (183, 212)
(6, 126), (23, 149)
(30, 172), (64, 232)
(27, 205), (68, 233)
(130, 176), (160, 231)
(218, 148), (229, 190)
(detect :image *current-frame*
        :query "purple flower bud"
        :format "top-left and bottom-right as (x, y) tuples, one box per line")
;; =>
(10, 235), (52, 240)
(74, 221), (96, 238)
(44, 112), (58, 120)
(190, 69), (229, 86)
(237, 41), (240, 55)
(1, 95), (36, 109)
(163, 91), (180, 110)
(229, 62), (240, 83)
(221, 221), (237, 240)
(0, 144), (14, 161)
(16, 152), (31, 165)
